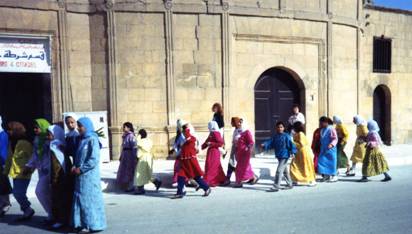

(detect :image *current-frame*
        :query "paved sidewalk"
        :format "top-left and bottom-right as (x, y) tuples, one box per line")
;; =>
(24, 144), (412, 197)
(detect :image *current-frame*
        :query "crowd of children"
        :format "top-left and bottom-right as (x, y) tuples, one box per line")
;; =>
(0, 102), (393, 231)
(0, 114), (106, 233)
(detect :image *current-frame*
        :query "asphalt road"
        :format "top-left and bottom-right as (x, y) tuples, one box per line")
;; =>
(1, 164), (411, 234)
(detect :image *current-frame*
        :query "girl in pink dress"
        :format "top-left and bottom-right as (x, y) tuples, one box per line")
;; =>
(233, 118), (259, 188)
(202, 121), (226, 187)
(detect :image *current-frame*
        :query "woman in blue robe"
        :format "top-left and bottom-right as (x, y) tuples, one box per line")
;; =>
(71, 117), (106, 232)
(317, 117), (338, 182)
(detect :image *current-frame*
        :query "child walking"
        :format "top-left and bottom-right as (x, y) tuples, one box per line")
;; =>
(25, 118), (53, 224)
(290, 122), (316, 186)
(202, 121), (226, 187)
(222, 117), (242, 186)
(261, 121), (296, 192)
(173, 124), (211, 199)
(134, 129), (162, 195)
(233, 118), (258, 188)
(317, 117), (338, 182)
(4, 122), (34, 220)
(359, 120), (391, 182)
(172, 119), (186, 186)
(116, 122), (138, 192)
(333, 116), (350, 174)
(347, 115), (368, 176)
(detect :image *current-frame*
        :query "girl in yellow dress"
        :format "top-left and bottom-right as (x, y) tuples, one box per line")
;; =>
(290, 122), (316, 186)
(347, 115), (368, 176)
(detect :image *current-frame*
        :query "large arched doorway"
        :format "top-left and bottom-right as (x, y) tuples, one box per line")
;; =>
(254, 67), (305, 145)
(373, 85), (391, 145)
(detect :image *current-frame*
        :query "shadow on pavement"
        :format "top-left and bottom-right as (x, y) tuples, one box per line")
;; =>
(0, 214), (72, 233)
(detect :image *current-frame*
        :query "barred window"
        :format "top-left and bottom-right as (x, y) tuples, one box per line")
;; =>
(373, 37), (391, 73)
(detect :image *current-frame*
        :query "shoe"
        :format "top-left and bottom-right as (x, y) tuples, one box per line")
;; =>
(250, 176), (259, 185)
(155, 180), (162, 191)
(134, 189), (146, 195)
(328, 176), (338, 183)
(0, 204), (11, 217)
(282, 185), (293, 190)
(308, 181), (317, 187)
(221, 180), (231, 186)
(203, 188), (212, 197)
(381, 176), (392, 182)
(266, 187), (280, 192)
(125, 187), (135, 193)
(358, 177), (369, 182)
(346, 169), (356, 177)
(51, 223), (64, 230)
(171, 192), (186, 199)
(16, 207), (35, 221)
(233, 183), (243, 188)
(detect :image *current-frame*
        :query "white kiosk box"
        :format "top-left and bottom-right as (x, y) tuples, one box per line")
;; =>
(63, 111), (110, 163)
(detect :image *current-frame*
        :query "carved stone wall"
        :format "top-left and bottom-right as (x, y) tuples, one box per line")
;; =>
(0, 0), (411, 159)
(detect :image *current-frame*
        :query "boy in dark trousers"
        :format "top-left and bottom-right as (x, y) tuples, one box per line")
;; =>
(261, 121), (297, 192)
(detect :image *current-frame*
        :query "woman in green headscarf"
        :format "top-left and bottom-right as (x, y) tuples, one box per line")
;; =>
(25, 118), (53, 223)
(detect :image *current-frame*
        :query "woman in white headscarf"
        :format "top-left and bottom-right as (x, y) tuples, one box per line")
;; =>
(46, 125), (73, 229)
(201, 121), (226, 187)
(347, 115), (368, 176)
(359, 120), (391, 182)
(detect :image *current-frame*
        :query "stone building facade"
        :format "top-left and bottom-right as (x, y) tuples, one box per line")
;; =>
(0, 0), (411, 159)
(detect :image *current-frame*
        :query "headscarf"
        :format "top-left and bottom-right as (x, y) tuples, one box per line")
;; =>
(0, 116), (4, 132)
(333, 116), (342, 125)
(367, 120), (380, 133)
(354, 115), (366, 125)
(64, 113), (79, 137)
(34, 118), (50, 159)
(367, 120), (383, 145)
(77, 117), (97, 138)
(208, 121), (220, 132)
(47, 125), (66, 171)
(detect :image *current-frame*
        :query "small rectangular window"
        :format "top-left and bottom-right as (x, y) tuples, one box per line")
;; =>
(373, 37), (392, 73)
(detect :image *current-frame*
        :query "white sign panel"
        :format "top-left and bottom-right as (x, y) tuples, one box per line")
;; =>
(63, 111), (111, 163)
(0, 36), (51, 73)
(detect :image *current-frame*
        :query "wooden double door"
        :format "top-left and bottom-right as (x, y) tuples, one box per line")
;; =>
(254, 68), (303, 145)
(373, 85), (391, 145)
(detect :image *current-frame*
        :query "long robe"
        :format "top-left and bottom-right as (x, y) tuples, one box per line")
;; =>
(235, 130), (255, 183)
(362, 132), (389, 177)
(351, 124), (368, 163)
(72, 118), (106, 231)
(50, 150), (73, 224)
(311, 128), (321, 173)
(317, 126), (338, 176)
(335, 124), (349, 169)
(290, 132), (316, 183)
(135, 138), (155, 186)
(116, 132), (138, 186)
(202, 131), (226, 187)
(178, 136), (204, 179)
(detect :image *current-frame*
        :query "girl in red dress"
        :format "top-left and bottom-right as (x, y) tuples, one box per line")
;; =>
(202, 121), (226, 187)
(173, 124), (211, 199)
